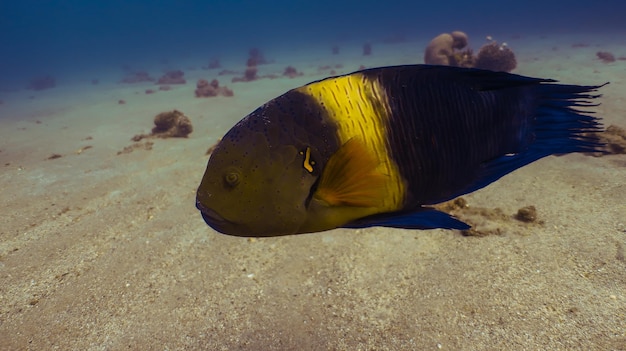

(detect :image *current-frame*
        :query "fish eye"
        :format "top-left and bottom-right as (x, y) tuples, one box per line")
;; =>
(224, 171), (240, 187)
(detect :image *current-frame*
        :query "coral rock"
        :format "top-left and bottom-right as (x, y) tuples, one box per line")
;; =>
(195, 79), (234, 97)
(28, 76), (56, 91)
(151, 110), (193, 138)
(363, 43), (372, 56)
(157, 70), (186, 85)
(474, 42), (517, 72)
(424, 31), (468, 65)
(283, 66), (303, 78)
(121, 71), (154, 83)
(596, 51), (616, 63)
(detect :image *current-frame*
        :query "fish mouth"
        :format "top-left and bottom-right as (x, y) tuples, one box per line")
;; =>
(196, 199), (231, 232)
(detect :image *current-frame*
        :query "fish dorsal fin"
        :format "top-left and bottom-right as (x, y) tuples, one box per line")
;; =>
(314, 139), (386, 207)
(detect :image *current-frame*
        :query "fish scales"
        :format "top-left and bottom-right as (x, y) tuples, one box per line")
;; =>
(196, 65), (605, 236)
(364, 66), (548, 205)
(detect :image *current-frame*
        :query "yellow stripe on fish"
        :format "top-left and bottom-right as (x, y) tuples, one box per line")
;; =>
(296, 73), (405, 213)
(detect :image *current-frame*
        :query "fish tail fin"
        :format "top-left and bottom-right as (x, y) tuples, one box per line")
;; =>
(461, 80), (608, 200)
(533, 82), (607, 155)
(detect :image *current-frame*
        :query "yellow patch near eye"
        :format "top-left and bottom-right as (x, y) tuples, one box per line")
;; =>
(303, 147), (314, 173)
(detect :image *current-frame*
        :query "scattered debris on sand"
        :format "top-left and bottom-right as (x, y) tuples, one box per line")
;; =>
(46, 153), (63, 160)
(586, 125), (626, 155)
(515, 205), (537, 223)
(600, 125), (626, 154)
(436, 197), (543, 237)
(117, 141), (154, 155)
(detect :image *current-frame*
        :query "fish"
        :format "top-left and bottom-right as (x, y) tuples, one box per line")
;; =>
(196, 64), (605, 237)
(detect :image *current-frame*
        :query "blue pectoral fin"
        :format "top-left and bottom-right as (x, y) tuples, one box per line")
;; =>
(343, 208), (470, 230)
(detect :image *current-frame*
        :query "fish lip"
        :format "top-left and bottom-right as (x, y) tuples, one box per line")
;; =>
(196, 199), (230, 227)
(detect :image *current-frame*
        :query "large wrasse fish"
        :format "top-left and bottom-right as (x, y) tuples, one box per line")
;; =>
(196, 65), (605, 237)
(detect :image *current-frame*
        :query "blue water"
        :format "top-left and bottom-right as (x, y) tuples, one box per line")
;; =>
(1, 0), (624, 90)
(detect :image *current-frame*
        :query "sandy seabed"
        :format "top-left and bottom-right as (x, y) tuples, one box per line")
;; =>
(0, 33), (625, 350)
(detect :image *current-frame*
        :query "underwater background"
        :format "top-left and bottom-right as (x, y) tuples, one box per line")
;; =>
(1, 0), (626, 88)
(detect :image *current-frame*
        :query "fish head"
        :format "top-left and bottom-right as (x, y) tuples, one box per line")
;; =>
(196, 107), (321, 237)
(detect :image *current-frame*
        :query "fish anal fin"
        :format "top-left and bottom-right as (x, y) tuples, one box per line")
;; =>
(344, 207), (471, 230)
(314, 139), (386, 207)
